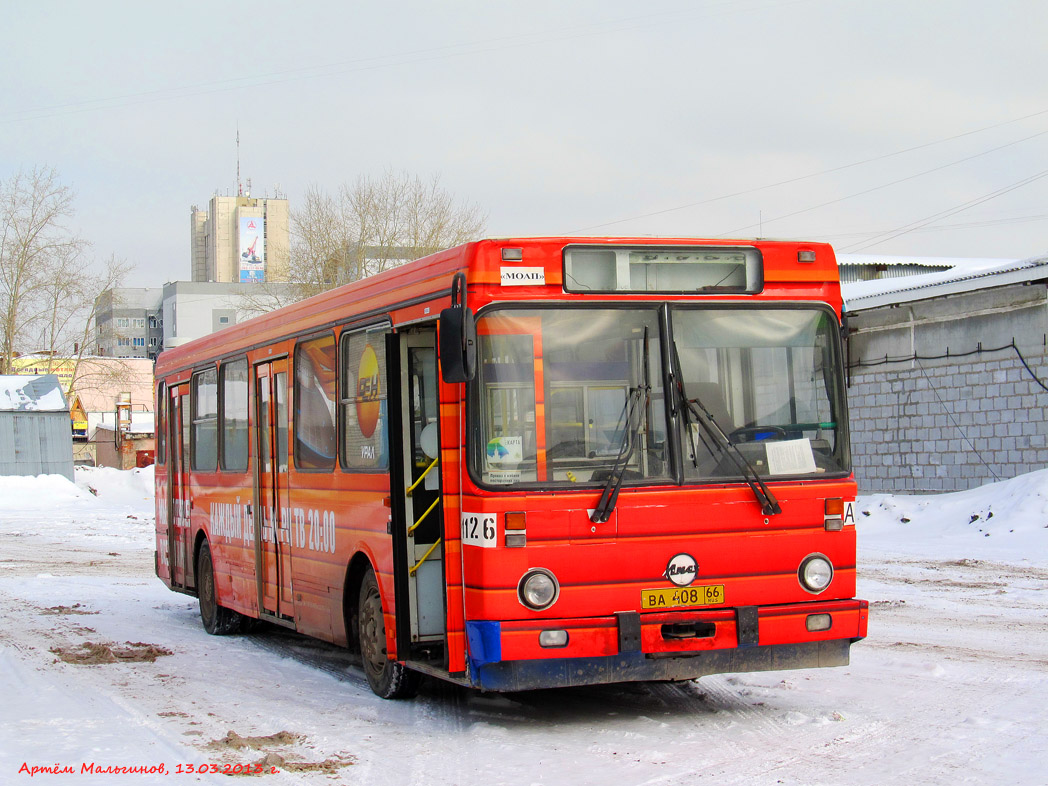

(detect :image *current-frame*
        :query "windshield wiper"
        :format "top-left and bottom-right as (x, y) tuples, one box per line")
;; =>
(592, 328), (652, 524)
(591, 383), (649, 524)
(670, 343), (781, 516)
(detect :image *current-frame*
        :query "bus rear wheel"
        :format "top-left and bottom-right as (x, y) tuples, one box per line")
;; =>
(358, 567), (421, 699)
(197, 540), (243, 635)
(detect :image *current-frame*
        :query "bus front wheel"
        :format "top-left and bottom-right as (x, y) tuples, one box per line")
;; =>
(197, 540), (243, 635)
(357, 567), (421, 699)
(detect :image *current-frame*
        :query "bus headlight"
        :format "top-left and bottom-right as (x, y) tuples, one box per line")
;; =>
(518, 568), (559, 610)
(799, 554), (833, 594)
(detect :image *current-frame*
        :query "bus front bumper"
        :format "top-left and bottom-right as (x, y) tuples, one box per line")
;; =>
(464, 599), (868, 692)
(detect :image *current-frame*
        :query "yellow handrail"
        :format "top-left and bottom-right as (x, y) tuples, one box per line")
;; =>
(407, 498), (439, 534)
(405, 457), (438, 496)
(409, 538), (442, 576)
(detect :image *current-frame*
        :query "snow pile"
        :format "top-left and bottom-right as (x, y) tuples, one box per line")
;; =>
(75, 465), (155, 508)
(0, 466), (154, 513)
(0, 465), (155, 550)
(0, 374), (67, 412)
(0, 473), (87, 509)
(858, 468), (1048, 566)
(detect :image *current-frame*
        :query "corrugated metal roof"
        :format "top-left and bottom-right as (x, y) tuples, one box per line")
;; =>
(837, 254), (968, 268)
(0, 375), (68, 412)
(841, 253), (1048, 310)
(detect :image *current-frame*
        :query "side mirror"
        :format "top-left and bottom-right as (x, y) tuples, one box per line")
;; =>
(439, 272), (476, 383)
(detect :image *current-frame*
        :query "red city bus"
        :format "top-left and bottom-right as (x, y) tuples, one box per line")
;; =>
(154, 237), (867, 698)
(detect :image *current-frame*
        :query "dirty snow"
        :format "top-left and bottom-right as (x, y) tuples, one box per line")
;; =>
(1, 466), (1046, 784)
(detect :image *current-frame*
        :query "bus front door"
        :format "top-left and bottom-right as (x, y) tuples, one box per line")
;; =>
(167, 384), (191, 590)
(253, 359), (295, 622)
(393, 330), (446, 654)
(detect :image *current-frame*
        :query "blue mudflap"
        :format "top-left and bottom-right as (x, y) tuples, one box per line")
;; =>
(465, 620), (502, 668)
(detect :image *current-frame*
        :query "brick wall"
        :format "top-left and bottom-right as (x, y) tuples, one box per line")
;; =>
(846, 348), (1048, 494)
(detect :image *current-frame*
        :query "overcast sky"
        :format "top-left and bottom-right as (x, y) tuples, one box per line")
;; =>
(3, 0), (1046, 286)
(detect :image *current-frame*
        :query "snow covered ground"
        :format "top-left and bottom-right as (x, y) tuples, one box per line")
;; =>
(1, 466), (1046, 785)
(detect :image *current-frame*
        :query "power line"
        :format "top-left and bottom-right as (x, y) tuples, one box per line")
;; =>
(840, 168), (1048, 252)
(806, 211), (1048, 242)
(716, 129), (1048, 238)
(565, 107), (1048, 234)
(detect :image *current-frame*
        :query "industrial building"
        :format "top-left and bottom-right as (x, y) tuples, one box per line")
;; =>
(843, 253), (1048, 494)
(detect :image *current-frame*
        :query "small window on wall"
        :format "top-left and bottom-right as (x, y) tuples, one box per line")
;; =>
(191, 367), (218, 471)
(340, 327), (390, 471)
(295, 334), (337, 471)
(156, 383), (167, 466)
(220, 358), (249, 471)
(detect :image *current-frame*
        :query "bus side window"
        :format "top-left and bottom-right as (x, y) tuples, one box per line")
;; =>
(339, 327), (390, 471)
(191, 368), (218, 472)
(294, 334), (337, 471)
(220, 358), (249, 472)
(156, 382), (166, 465)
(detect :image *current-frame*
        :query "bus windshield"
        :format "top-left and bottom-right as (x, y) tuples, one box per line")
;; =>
(671, 306), (848, 481)
(471, 305), (848, 489)
(472, 307), (668, 487)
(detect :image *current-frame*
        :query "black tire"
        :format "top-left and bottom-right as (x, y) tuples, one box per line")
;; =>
(197, 540), (243, 635)
(357, 567), (421, 699)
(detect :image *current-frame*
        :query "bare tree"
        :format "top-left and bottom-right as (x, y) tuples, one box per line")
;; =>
(34, 253), (131, 392)
(292, 183), (358, 292)
(0, 166), (138, 411)
(271, 169), (486, 305)
(0, 166), (87, 374)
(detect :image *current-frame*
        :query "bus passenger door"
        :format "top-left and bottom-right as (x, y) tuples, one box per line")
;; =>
(254, 359), (295, 621)
(167, 384), (191, 589)
(393, 330), (446, 651)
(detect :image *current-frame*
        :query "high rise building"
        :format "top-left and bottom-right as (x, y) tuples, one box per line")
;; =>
(190, 194), (289, 283)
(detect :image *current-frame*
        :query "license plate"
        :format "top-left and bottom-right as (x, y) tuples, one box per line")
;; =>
(641, 585), (725, 610)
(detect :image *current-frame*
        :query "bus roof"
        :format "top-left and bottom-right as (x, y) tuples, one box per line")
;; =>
(155, 237), (840, 377)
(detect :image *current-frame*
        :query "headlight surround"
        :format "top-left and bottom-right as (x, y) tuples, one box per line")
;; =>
(518, 568), (560, 610)
(798, 554), (834, 594)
